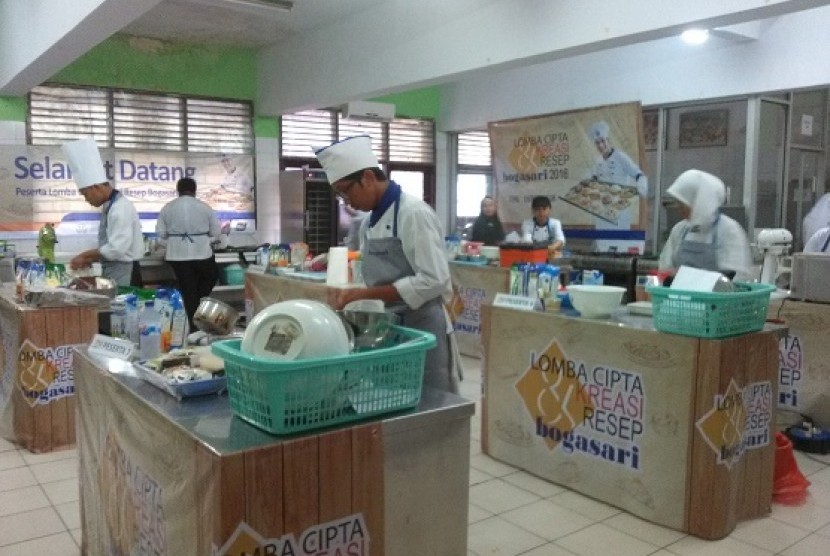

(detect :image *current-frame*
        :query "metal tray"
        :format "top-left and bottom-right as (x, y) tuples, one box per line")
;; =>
(134, 361), (227, 400)
(558, 195), (619, 225)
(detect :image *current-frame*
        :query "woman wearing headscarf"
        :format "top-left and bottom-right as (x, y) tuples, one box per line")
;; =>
(658, 169), (753, 280)
(470, 196), (505, 245)
(803, 193), (830, 250)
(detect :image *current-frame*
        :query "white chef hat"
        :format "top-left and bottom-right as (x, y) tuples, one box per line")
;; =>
(313, 135), (379, 184)
(588, 121), (610, 141)
(62, 138), (108, 189)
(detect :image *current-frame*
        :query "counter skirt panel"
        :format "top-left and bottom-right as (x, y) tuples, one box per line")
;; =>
(481, 305), (781, 540)
(448, 263), (510, 357)
(0, 284), (97, 452)
(769, 298), (830, 429)
(75, 348), (474, 555)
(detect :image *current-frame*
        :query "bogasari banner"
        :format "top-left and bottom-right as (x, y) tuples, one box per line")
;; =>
(489, 102), (647, 248)
(0, 146), (255, 234)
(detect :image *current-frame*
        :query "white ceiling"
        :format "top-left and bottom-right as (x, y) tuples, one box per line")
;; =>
(120, 0), (386, 48)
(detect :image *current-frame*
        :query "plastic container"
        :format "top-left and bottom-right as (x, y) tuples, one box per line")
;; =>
(211, 325), (436, 435)
(223, 264), (246, 285)
(138, 300), (162, 360)
(646, 282), (775, 338)
(499, 243), (548, 267)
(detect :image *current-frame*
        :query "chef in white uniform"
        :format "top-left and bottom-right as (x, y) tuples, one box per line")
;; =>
(584, 120), (648, 252)
(314, 135), (460, 393)
(63, 138), (144, 287)
(658, 169), (753, 280)
(803, 193), (830, 250)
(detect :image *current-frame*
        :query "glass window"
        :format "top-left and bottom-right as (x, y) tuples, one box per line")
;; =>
(28, 84), (253, 153)
(280, 109), (436, 203)
(455, 131), (493, 237)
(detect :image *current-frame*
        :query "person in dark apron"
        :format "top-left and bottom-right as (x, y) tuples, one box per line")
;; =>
(520, 195), (566, 260)
(156, 177), (222, 328)
(63, 138), (145, 287)
(658, 169), (753, 280)
(315, 135), (460, 393)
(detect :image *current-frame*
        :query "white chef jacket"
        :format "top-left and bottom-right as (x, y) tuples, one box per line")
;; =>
(658, 214), (754, 281)
(357, 193), (451, 310)
(100, 194), (144, 262)
(221, 167), (253, 195)
(156, 195), (221, 261)
(520, 217), (566, 245)
(804, 227), (830, 253)
(591, 149), (648, 196)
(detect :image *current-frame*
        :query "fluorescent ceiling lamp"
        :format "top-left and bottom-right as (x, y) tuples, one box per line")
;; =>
(681, 28), (709, 45)
(200, 0), (294, 13)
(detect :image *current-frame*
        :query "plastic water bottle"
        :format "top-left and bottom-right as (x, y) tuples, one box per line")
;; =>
(139, 300), (162, 360)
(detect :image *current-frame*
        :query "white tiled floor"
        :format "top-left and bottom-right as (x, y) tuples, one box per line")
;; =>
(2, 355), (830, 555)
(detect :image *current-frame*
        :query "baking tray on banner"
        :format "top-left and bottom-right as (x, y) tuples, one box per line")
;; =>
(558, 180), (639, 225)
(134, 361), (227, 400)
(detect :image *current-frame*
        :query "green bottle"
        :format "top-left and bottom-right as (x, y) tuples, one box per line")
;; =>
(37, 222), (58, 264)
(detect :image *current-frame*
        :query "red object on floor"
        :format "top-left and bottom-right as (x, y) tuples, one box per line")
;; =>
(773, 432), (811, 505)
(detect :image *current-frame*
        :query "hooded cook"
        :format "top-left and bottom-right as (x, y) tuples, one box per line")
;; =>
(658, 169), (753, 281)
(314, 135), (461, 394)
(63, 138), (144, 287)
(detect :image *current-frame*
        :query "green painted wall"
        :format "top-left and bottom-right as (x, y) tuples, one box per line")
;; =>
(373, 87), (441, 119)
(0, 96), (26, 121)
(52, 35), (257, 100)
(2, 35), (440, 135)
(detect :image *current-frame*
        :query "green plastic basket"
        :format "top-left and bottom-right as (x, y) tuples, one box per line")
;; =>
(646, 281), (775, 339)
(211, 325), (435, 435)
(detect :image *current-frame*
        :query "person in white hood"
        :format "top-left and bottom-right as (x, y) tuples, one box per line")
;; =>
(658, 169), (753, 280)
(802, 192), (830, 250)
(63, 138), (144, 287)
(314, 135), (459, 394)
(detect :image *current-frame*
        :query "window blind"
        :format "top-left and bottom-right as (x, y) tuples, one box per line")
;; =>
(281, 108), (435, 164)
(280, 110), (337, 158)
(458, 131), (491, 167)
(28, 84), (253, 154)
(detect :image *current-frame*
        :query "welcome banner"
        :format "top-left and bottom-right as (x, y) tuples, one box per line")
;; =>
(0, 146), (254, 233)
(489, 102), (645, 239)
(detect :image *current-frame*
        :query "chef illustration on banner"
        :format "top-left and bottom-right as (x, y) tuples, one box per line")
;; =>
(62, 138), (144, 286)
(581, 120), (648, 252)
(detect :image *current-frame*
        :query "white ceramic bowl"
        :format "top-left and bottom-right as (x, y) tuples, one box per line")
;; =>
(241, 299), (351, 360)
(567, 285), (626, 318)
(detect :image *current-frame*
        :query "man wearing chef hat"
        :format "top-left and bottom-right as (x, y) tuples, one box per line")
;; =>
(314, 135), (460, 394)
(584, 120), (648, 252)
(62, 138), (144, 286)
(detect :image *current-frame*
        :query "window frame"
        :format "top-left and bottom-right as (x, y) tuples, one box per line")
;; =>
(27, 83), (254, 154)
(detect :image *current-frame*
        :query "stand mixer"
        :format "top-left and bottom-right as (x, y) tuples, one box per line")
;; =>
(756, 228), (793, 286)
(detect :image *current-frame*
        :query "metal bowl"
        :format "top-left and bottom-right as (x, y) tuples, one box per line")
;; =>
(193, 297), (240, 335)
(340, 309), (400, 350)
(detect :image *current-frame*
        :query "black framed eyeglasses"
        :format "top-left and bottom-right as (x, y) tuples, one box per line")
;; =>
(333, 178), (360, 201)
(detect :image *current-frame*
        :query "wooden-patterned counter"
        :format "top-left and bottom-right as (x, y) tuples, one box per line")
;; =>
(768, 298), (830, 429)
(481, 305), (783, 540)
(75, 348), (474, 555)
(448, 262), (510, 358)
(0, 284), (98, 452)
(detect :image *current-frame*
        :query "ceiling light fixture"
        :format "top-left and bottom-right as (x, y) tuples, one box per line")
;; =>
(681, 28), (709, 45)
(198, 0), (294, 14)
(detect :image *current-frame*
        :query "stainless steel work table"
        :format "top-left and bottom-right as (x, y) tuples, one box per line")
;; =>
(75, 347), (474, 556)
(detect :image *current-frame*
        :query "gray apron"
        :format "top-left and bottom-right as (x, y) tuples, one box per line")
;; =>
(362, 197), (458, 393)
(674, 217), (720, 272)
(98, 191), (134, 287)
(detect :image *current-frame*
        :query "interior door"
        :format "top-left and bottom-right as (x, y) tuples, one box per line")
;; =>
(785, 149), (820, 249)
